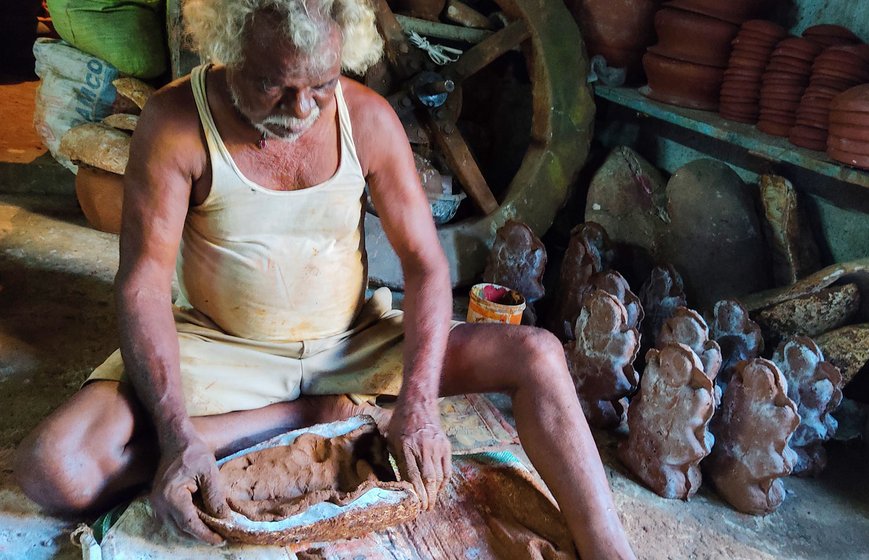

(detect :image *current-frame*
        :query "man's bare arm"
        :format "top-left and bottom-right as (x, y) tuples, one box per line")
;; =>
(115, 86), (228, 542)
(356, 87), (453, 509)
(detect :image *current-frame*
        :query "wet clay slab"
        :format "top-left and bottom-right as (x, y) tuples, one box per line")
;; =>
(198, 417), (421, 547)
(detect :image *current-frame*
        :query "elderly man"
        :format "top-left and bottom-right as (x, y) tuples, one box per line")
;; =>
(16, 0), (635, 557)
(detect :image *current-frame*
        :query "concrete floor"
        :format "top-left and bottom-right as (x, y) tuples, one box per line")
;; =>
(2, 78), (869, 560)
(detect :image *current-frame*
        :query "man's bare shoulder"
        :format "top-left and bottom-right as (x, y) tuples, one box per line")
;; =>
(131, 75), (206, 179)
(139, 75), (201, 139)
(340, 77), (406, 174)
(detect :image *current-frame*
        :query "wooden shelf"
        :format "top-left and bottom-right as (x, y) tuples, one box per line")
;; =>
(594, 85), (869, 190)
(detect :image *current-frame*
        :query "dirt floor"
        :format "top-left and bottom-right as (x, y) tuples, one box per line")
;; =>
(1, 78), (868, 560)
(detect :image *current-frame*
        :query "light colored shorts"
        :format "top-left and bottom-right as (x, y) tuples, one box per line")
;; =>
(87, 287), (417, 417)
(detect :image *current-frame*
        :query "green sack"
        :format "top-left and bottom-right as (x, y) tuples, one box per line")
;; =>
(47, 0), (167, 79)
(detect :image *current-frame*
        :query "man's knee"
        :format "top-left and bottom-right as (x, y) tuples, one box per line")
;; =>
(15, 421), (103, 514)
(515, 327), (571, 387)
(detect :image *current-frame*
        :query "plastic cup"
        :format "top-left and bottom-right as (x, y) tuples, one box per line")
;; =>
(466, 283), (526, 325)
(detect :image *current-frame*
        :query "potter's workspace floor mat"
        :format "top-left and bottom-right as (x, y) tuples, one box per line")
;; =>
(80, 452), (575, 560)
(73, 394), (569, 560)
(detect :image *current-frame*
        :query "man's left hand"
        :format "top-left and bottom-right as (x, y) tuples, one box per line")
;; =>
(387, 398), (452, 511)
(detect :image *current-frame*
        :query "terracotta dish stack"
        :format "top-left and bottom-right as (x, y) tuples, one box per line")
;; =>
(756, 37), (824, 137)
(719, 20), (787, 123)
(642, 0), (772, 110)
(790, 45), (869, 151)
(827, 85), (869, 170)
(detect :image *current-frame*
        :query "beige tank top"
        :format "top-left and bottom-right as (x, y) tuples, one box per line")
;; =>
(177, 64), (367, 342)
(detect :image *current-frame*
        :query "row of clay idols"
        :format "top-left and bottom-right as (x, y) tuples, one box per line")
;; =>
(480, 220), (843, 516)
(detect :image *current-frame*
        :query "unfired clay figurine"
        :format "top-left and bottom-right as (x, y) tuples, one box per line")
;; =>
(564, 289), (640, 428)
(587, 270), (644, 331)
(710, 299), (763, 387)
(657, 307), (722, 381)
(638, 265), (687, 365)
(554, 222), (615, 340)
(619, 344), (715, 499)
(772, 336), (843, 476)
(706, 359), (800, 515)
(483, 220), (547, 304)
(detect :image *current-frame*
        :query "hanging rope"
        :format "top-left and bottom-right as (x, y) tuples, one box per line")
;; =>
(407, 31), (463, 65)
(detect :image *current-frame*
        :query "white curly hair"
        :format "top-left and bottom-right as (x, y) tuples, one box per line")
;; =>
(183, 0), (383, 75)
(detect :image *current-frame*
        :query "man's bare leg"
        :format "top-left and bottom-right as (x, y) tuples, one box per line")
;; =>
(440, 323), (635, 560)
(14, 381), (387, 515)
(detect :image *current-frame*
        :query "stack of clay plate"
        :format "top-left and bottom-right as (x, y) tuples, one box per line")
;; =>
(790, 44), (869, 151)
(757, 37), (824, 137)
(642, 3), (745, 110)
(719, 20), (787, 123)
(827, 85), (869, 170)
(802, 24), (862, 49)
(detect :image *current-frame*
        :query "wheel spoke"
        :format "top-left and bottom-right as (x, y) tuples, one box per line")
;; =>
(424, 113), (499, 215)
(445, 20), (530, 82)
(372, 0), (415, 75)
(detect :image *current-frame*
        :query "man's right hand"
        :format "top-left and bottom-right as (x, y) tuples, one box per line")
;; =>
(150, 431), (229, 545)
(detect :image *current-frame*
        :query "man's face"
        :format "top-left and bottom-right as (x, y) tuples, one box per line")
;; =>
(227, 13), (342, 141)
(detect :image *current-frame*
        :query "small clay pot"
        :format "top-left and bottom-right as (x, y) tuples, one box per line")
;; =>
(789, 124), (828, 142)
(758, 119), (794, 136)
(830, 85), (869, 112)
(828, 123), (869, 142)
(827, 134), (869, 154)
(720, 110), (758, 124)
(828, 110), (869, 127)
(804, 85), (844, 97)
(762, 73), (808, 86)
(642, 51), (725, 110)
(815, 48), (869, 67)
(665, 0), (771, 25)
(775, 37), (824, 58)
(731, 43), (776, 57)
(721, 89), (760, 101)
(741, 19), (788, 40)
(803, 25), (861, 44)
(827, 144), (869, 169)
(75, 165), (124, 234)
(654, 7), (739, 66)
(720, 100), (759, 112)
(811, 77), (864, 91)
(789, 134), (827, 151)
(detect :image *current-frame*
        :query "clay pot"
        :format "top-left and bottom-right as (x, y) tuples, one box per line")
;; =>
(811, 77), (864, 91)
(828, 134), (869, 154)
(776, 37), (824, 58)
(803, 25), (861, 45)
(741, 19), (788, 40)
(789, 137), (826, 151)
(789, 124), (828, 142)
(664, 0), (771, 25)
(731, 43), (776, 57)
(720, 111), (758, 124)
(830, 85), (869, 112)
(567, 0), (661, 81)
(643, 51), (725, 110)
(827, 145), (869, 169)
(75, 165), (124, 234)
(828, 123), (869, 142)
(653, 7), (738, 66)
(757, 119), (794, 136)
(828, 110), (869, 127)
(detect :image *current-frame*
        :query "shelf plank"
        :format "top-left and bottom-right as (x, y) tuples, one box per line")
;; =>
(595, 85), (869, 190)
